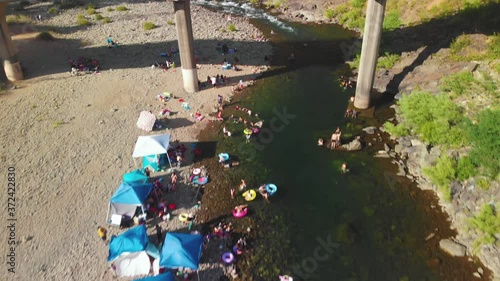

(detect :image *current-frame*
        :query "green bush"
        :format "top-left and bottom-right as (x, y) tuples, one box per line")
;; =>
(350, 0), (366, 9)
(143, 22), (156, 30)
(377, 52), (400, 69)
(477, 178), (490, 190)
(85, 3), (97, 10)
(439, 71), (475, 97)
(348, 54), (361, 69)
(95, 14), (103, 20)
(101, 17), (111, 24)
(469, 204), (500, 248)
(468, 109), (500, 178)
(86, 8), (97, 15)
(383, 122), (409, 137)
(48, 7), (58, 14)
(76, 16), (90, 26)
(383, 10), (401, 30)
(36, 32), (54, 41)
(423, 154), (456, 201)
(324, 8), (335, 19)
(487, 33), (500, 59)
(227, 23), (236, 32)
(115, 5), (128, 11)
(391, 91), (469, 147)
(450, 35), (472, 55)
(263, 0), (288, 9)
(456, 156), (477, 181)
(6, 15), (32, 24)
(106, 7), (114, 12)
(166, 20), (175, 25)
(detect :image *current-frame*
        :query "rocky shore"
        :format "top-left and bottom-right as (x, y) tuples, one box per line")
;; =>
(366, 55), (500, 279)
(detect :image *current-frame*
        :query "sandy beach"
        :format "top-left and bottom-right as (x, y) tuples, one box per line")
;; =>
(0, 1), (272, 280)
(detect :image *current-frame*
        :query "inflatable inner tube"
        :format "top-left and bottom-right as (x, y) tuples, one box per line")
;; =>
(232, 207), (248, 218)
(252, 127), (260, 134)
(242, 190), (257, 201)
(222, 252), (234, 264)
(243, 128), (253, 135)
(265, 184), (277, 196)
(179, 213), (189, 222)
(218, 153), (229, 162)
(193, 168), (201, 175)
(193, 176), (208, 185)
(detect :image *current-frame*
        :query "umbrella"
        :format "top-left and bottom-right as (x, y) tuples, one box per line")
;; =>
(137, 111), (156, 132)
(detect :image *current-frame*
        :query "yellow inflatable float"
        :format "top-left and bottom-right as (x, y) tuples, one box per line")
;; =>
(242, 189), (257, 201)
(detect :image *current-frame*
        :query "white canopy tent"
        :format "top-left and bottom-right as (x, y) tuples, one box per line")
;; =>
(132, 134), (173, 170)
(113, 251), (151, 277)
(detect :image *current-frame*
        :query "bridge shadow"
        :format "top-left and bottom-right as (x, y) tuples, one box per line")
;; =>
(3, 2), (500, 91)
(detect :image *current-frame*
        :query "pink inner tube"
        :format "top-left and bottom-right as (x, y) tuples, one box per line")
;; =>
(232, 207), (248, 218)
(252, 127), (260, 134)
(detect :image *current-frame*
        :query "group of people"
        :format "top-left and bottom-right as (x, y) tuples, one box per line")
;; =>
(317, 127), (342, 148)
(344, 108), (358, 119)
(68, 56), (100, 75)
(208, 74), (229, 88)
(339, 76), (354, 88)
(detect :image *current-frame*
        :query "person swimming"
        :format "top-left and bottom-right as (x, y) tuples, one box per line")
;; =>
(341, 163), (349, 173)
(318, 138), (324, 146)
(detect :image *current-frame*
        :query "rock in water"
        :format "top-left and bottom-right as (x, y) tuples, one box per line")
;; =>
(439, 239), (467, 257)
(362, 126), (377, 134)
(341, 139), (362, 151)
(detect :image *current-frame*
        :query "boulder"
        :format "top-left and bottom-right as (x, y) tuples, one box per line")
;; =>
(341, 139), (362, 151)
(439, 239), (467, 257)
(410, 139), (424, 146)
(384, 143), (390, 152)
(362, 126), (377, 134)
(394, 144), (404, 154)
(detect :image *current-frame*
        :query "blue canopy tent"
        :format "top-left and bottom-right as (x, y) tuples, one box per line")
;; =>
(160, 233), (203, 280)
(108, 225), (159, 277)
(108, 225), (148, 262)
(106, 181), (153, 224)
(124, 169), (148, 184)
(133, 272), (175, 281)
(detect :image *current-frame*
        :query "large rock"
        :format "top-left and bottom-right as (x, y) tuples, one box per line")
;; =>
(341, 139), (362, 151)
(362, 126), (377, 135)
(439, 239), (467, 257)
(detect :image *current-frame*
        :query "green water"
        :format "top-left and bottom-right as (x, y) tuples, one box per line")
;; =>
(231, 21), (484, 281)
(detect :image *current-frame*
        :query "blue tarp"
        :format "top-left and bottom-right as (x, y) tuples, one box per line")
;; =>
(133, 272), (175, 281)
(159, 233), (203, 270)
(124, 169), (148, 184)
(110, 181), (153, 204)
(108, 225), (148, 262)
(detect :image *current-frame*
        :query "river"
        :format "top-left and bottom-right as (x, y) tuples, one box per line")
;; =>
(194, 1), (489, 280)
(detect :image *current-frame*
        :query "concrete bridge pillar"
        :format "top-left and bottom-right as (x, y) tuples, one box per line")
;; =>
(172, 0), (198, 93)
(0, 2), (24, 81)
(354, 0), (386, 109)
